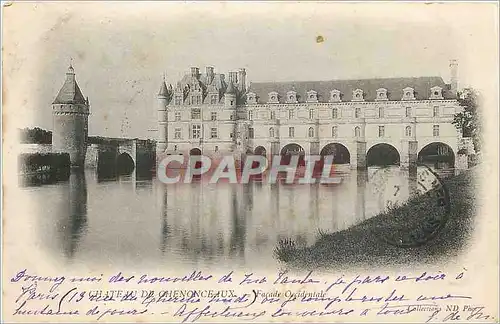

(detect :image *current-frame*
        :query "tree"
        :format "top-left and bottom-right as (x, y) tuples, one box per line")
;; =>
(452, 88), (482, 152)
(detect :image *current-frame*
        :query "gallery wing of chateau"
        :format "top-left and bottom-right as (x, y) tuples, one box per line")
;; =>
(156, 61), (472, 169)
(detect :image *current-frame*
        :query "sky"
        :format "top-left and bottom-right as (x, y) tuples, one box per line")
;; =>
(3, 2), (498, 139)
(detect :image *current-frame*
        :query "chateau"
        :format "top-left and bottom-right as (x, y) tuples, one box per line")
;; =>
(157, 61), (466, 169)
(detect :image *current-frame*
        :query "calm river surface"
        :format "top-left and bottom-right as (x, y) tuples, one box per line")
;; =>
(20, 166), (446, 271)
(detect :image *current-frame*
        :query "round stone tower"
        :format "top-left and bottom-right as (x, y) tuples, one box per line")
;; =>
(52, 65), (90, 167)
(157, 78), (169, 154)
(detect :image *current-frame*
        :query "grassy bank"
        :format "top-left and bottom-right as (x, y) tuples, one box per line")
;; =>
(275, 168), (478, 270)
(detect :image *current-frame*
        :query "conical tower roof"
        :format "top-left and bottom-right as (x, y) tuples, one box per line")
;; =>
(53, 65), (87, 105)
(225, 81), (236, 95)
(158, 80), (169, 97)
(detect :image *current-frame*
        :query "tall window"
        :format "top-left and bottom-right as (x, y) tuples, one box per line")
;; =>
(192, 124), (201, 139)
(269, 127), (275, 138)
(230, 113), (235, 120)
(433, 125), (440, 137)
(355, 126), (361, 137)
(288, 110), (295, 119)
(191, 108), (201, 119)
(355, 108), (361, 118)
(289, 127), (295, 138)
(215, 145), (219, 152)
(308, 127), (314, 137)
(249, 127), (254, 139)
(174, 95), (182, 105)
(191, 95), (201, 105)
(405, 107), (412, 118)
(211, 112), (217, 121)
(270, 111), (276, 120)
(174, 128), (181, 139)
(378, 126), (385, 137)
(405, 126), (412, 137)
(210, 127), (218, 138)
(378, 107), (384, 118)
(309, 109), (315, 119)
(175, 112), (181, 121)
(210, 95), (218, 104)
(248, 111), (253, 120)
(174, 145), (178, 151)
(332, 108), (338, 119)
(332, 126), (338, 138)
(433, 106), (439, 117)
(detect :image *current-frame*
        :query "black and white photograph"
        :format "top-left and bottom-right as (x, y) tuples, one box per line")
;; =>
(2, 2), (499, 323)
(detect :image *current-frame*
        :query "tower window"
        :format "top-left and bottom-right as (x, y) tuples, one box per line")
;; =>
(210, 127), (218, 138)
(355, 126), (361, 137)
(175, 112), (181, 121)
(332, 108), (338, 119)
(288, 110), (295, 119)
(288, 127), (295, 138)
(211, 112), (217, 121)
(308, 127), (314, 138)
(270, 111), (276, 120)
(210, 95), (218, 104)
(433, 125), (440, 137)
(215, 145), (219, 152)
(269, 127), (275, 137)
(405, 107), (412, 118)
(355, 108), (361, 118)
(332, 126), (338, 138)
(248, 111), (253, 120)
(309, 109), (315, 119)
(378, 126), (385, 137)
(249, 127), (254, 139)
(405, 126), (412, 137)
(174, 128), (182, 139)
(192, 124), (201, 139)
(378, 107), (384, 118)
(191, 108), (201, 119)
(174, 95), (182, 105)
(433, 106), (439, 117)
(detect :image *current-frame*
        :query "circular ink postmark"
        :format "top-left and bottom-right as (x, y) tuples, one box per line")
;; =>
(368, 164), (451, 248)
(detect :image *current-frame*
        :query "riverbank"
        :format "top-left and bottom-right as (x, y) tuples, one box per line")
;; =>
(275, 168), (479, 270)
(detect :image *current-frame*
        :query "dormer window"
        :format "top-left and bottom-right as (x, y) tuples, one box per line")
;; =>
(268, 91), (279, 104)
(306, 90), (318, 103)
(402, 87), (415, 100)
(352, 89), (364, 101)
(430, 86), (443, 99)
(376, 88), (388, 101)
(174, 95), (183, 105)
(286, 90), (298, 103)
(330, 89), (342, 102)
(246, 92), (257, 104)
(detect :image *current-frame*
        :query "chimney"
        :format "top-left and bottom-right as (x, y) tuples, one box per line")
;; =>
(190, 67), (200, 79)
(206, 66), (214, 83)
(228, 71), (238, 84)
(238, 68), (246, 91)
(449, 59), (458, 95)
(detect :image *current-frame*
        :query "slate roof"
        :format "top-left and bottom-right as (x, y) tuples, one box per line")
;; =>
(247, 76), (455, 103)
(53, 68), (87, 105)
(158, 81), (169, 97)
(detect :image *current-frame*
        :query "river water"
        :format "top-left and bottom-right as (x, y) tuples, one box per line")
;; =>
(19, 166), (451, 271)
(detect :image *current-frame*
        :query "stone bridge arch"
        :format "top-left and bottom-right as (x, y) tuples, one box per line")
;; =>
(366, 143), (401, 166)
(418, 142), (455, 169)
(320, 143), (351, 164)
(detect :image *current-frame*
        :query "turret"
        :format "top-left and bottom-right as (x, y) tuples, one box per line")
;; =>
(52, 64), (90, 167)
(157, 77), (169, 153)
(238, 68), (246, 92)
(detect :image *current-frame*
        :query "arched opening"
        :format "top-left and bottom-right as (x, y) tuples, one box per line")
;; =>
(189, 148), (201, 156)
(320, 143), (351, 164)
(280, 143), (305, 167)
(254, 146), (267, 156)
(418, 142), (455, 169)
(367, 143), (400, 166)
(116, 153), (135, 175)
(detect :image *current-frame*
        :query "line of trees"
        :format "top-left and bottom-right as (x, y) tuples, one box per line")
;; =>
(452, 88), (481, 153)
(19, 127), (52, 144)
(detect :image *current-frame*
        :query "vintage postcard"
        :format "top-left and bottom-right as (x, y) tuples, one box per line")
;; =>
(2, 1), (499, 323)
